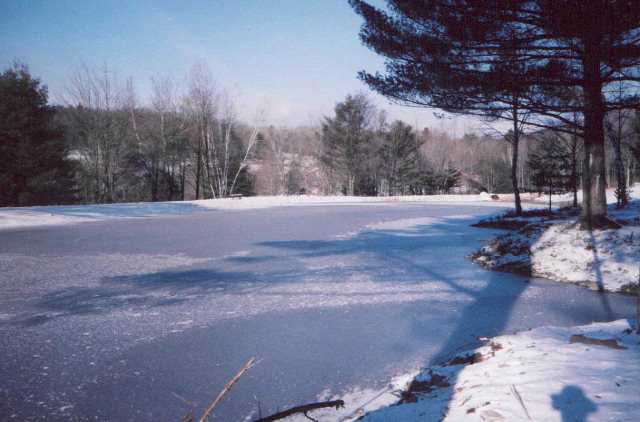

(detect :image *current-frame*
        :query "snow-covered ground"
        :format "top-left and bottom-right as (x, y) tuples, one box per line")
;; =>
(494, 188), (624, 206)
(473, 185), (640, 292)
(364, 319), (639, 422)
(0, 193), (509, 231)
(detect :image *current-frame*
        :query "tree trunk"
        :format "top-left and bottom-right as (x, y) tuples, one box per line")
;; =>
(347, 174), (355, 196)
(572, 157), (579, 208)
(613, 130), (628, 208)
(195, 138), (202, 200)
(511, 108), (522, 215)
(180, 163), (186, 201)
(548, 179), (553, 213)
(580, 54), (608, 229)
(571, 136), (579, 208)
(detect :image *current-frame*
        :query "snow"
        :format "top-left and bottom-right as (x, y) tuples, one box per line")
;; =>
(529, 221), (640, 292)
(0, 193), (511, 231)
(473, 184), (640, 292)
(490, 185), (635, 206)
(363, 319), (639, 422)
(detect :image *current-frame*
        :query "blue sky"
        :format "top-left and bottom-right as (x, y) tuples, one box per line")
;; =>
(1, 0), (473, 131)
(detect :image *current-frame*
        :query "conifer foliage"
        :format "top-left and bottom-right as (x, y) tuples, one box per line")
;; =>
(0, 64), (76, 206)
(379, 121), (423, 195)
(320, 94), (374, 195)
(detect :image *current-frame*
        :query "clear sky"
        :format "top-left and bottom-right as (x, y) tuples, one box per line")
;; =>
(1, 0), (474, 132)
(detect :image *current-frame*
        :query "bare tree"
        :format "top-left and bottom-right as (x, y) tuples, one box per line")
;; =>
(184, 63), (259, 198)
(64, 63), (129, 202)
(127, 77), (188, 201)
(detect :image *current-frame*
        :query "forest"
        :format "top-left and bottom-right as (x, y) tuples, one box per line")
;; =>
(1, 61), (640, 207)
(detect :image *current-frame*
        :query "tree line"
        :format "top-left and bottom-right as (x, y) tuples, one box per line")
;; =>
(1, 62), (258, 206)
(2, 60), (640, 208)
(0, 63), (462, 206)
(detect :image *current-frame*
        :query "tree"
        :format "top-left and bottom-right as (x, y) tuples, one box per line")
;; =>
(379, 120), (423, 195)
(184, 63), (258, 198)
(286, 161), (305, 195)
(633, 112), (640, 164)
(320, 94), (374, 195)
(350, 0), (640, 229)
(64, 64), (130, 203)
(0, 63), (75, 206)
(435, 165), (461, 194)
(127, 77), (188, 201)
(605, 94), (632, 208)
(563, 127), (582, 209)
(528, 135), (573, 212)
(474, 157), (512, 194)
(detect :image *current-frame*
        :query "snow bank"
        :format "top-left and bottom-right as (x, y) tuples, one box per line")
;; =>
(364, 319), (639, 421)
(473, 189), (640, 293)
(0, 194), (507, 231)
(530, 221), (640, 292)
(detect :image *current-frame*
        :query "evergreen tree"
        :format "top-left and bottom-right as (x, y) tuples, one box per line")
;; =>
(321, 94), (374, 195)
(379, 121), (422, 195)
(0, 64), (76, 206)
(286, 161), (305, 195)
(528, 137), (572, 211)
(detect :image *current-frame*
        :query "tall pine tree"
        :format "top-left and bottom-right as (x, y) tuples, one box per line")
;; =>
(0, 64), (75, 206)
(379, 120), (422, 195)
(321, 94), (374, 195)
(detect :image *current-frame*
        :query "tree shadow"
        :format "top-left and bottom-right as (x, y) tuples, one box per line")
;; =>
(255, 216), (534, 414)
(10, 217), (511, 332)
(7, 268), (261, 326)
(551, 385), (598, 422)
(586, 230), (614, 320)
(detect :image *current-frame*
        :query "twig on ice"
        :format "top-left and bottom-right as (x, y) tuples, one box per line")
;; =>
(199, 357), (258, 422)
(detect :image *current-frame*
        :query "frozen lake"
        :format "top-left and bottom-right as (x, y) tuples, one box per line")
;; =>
(0, 202), (635, 421)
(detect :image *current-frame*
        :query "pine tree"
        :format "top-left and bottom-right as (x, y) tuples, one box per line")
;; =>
(528, 137), (572, 212)
(0, 63), (76, 206)
(321, 94), (374, 195)
(379, 121), (422, 195)
(286, 161), (305, 195)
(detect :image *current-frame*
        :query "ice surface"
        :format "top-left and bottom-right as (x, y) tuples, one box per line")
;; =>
(0, 194), (513, 231)
(0, 203), (635, 421)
